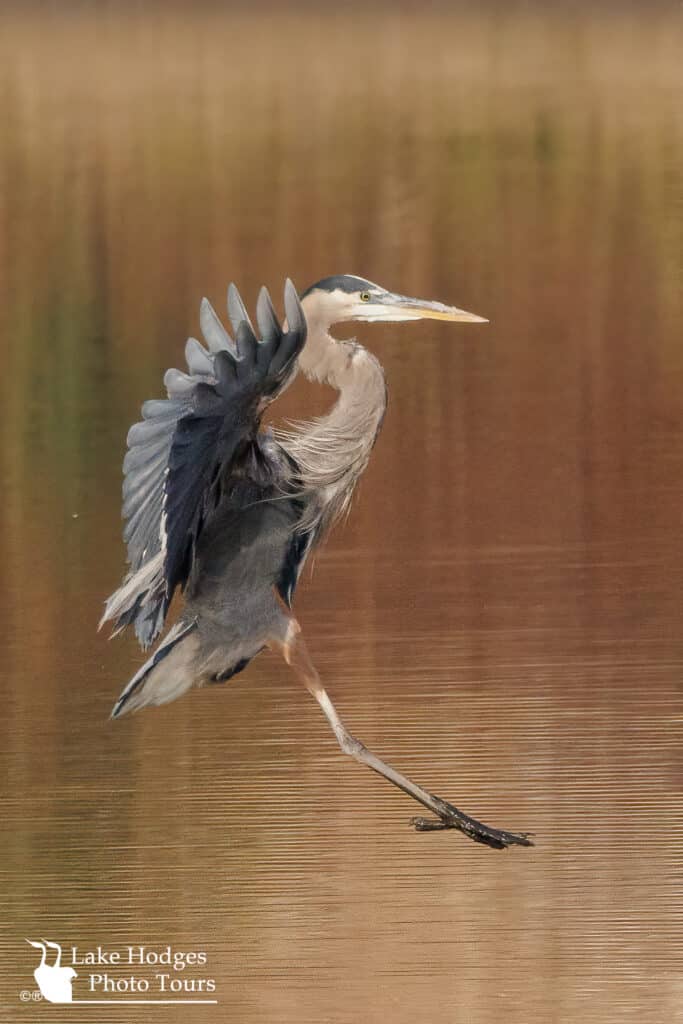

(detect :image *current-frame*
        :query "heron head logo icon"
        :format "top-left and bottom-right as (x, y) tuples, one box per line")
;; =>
(26, 939), (77, 1003)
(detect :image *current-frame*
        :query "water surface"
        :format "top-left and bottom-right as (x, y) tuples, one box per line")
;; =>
(1, 4), (682, 1022)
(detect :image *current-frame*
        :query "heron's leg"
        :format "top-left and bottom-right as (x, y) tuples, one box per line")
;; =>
(275, 623), (532, 851)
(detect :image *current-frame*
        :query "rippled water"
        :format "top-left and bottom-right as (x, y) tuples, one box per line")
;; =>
(1, 4), (682, 1022)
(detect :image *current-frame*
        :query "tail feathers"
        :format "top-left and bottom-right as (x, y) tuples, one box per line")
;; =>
(99, 552), (167, 650)
(110, 619), (199, 719)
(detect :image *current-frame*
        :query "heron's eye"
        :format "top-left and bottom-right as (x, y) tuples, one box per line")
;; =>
(360, 292), (371, 303)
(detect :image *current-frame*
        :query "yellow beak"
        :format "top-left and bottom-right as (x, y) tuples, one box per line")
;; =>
(404, 304), (488, 323)
(393, 295), (488, 323)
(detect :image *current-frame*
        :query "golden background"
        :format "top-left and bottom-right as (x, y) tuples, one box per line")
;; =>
(1, 3), (681, 1021)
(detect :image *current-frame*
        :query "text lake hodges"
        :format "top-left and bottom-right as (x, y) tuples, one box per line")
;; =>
(69, 946), (208, 970)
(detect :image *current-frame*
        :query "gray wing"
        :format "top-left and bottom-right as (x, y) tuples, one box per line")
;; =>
(100, 280), (307, 649)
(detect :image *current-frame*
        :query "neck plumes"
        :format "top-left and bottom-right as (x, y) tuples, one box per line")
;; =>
(276, 321), (387, 534)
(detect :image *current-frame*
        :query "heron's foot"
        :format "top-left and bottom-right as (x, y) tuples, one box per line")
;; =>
(410, 796), (534, 850)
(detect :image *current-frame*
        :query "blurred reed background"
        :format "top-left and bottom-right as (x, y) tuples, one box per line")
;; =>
(0, 3), (682, 1023)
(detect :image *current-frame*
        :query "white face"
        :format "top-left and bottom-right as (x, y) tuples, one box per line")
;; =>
(303, 280), (488, 327)
(346, 295), (426, 322)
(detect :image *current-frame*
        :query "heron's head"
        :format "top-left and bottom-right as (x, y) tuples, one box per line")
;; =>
(301, 274), (487, 328)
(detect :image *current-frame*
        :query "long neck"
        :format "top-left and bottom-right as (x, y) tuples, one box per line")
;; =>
(297, 318), (356, 388)
(278, 320), (387, 533)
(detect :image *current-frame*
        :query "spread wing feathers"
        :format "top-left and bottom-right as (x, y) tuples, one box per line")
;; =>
(100, 279), (307, 650)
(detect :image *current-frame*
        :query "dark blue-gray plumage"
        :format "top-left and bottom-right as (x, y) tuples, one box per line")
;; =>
(102, 275), (531, 850)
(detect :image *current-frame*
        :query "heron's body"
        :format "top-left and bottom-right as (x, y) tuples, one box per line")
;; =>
(102, 275), (531, 850)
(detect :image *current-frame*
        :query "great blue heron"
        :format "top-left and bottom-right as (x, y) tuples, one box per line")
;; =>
(101, 275), (532, 851)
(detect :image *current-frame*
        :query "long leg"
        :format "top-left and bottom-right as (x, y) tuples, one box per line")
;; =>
(275, 623), (533, 851)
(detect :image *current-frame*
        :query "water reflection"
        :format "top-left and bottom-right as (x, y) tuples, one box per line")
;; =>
(1, 4), (681, 1022)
